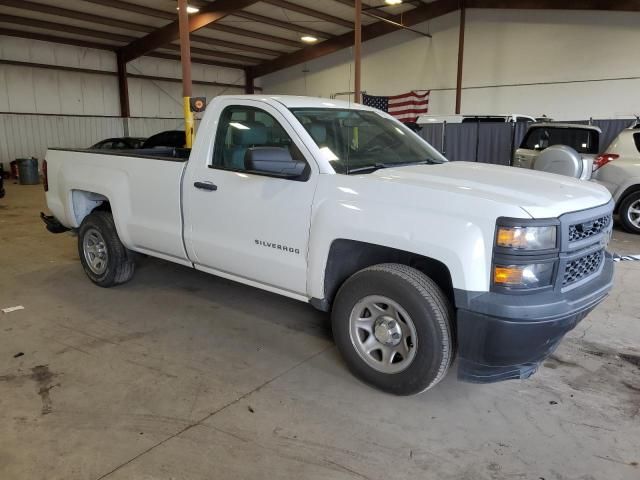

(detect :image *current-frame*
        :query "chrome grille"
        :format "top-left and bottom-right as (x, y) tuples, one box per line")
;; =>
(563, 251), (603, 287)
(568, 215), (611, 243)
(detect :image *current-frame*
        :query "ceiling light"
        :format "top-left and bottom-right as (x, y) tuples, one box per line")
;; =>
(176, 5), (200, 14)
(301, 35), (318, 44)
(385, 0), (403, 5)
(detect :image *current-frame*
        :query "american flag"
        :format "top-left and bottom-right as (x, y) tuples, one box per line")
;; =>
(362, 90), (430, 123)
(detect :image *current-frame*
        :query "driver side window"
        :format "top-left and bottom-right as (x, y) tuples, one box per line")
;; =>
(212, 106), (306, 172)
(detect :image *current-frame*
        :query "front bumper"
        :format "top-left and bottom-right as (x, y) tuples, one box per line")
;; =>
(455, 252), (614, 383)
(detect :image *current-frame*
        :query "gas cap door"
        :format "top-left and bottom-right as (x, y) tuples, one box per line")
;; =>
(533, 145), (583, 178)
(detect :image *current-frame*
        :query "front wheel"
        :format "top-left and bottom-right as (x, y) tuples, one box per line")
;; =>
(619, 191), (640, 234)
(331, 263), (454, 396)
(78, 211), (135, 287)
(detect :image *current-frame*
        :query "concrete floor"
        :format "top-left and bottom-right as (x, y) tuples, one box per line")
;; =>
(1, 181), (639, 480)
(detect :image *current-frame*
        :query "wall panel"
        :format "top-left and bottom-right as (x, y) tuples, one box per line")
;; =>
(0, 114), (123, 168)
(261, 9), (640, 120)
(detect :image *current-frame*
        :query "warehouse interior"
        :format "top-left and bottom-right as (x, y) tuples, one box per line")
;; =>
(1, 1), (640, 479)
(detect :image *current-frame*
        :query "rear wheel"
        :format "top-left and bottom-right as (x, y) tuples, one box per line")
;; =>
(331, 263), (454, 395)
(78, 211), (135, 287)
(619, 191), (640, 234)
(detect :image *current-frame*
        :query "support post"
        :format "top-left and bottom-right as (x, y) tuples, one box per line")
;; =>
(354, 0), (362, 103)
(116, 52), (130, 118)
(455, 0), (465, 114)
(245, 69), (255, 94)
(178, 0), (194, 148)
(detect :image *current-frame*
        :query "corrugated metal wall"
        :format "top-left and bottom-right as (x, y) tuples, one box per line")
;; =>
(0, 114), (123, 166)
(0, 115), (202, 168)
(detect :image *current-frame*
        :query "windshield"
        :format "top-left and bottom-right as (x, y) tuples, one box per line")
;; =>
(291, 108), (446, 174)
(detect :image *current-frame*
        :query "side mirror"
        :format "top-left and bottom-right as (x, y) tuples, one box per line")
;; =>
(244, 147), (306, 178)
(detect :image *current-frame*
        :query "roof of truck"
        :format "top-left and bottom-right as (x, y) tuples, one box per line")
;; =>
(218, 95), (372, 110)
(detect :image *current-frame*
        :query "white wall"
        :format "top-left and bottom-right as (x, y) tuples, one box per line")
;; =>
(0, 36), (245, 168)
(260, 9), (640, 120)
(0, 36), (246, 117)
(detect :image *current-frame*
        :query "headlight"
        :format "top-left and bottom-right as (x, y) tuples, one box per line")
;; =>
(493, 262), (555, 289)
(496, 225), (557, 251)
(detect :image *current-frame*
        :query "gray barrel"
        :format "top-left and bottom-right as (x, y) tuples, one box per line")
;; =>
(17, 158), (39, 185)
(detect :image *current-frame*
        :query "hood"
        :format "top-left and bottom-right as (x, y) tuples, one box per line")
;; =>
(370, 161), (611, 218)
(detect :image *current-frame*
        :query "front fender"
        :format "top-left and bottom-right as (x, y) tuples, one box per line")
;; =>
(306, 197), (492, 299)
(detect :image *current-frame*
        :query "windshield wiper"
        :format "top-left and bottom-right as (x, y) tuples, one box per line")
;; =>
(347, 160), (432, 174)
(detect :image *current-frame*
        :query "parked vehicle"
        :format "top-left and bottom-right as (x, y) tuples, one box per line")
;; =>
(513, 123), (601, 180)
(90, 137), (146, 150)
(591, 127), (640, 234)
(142, 130), (186, 149)
(418, 113), (535, 124)
(41, 95), (614, 395)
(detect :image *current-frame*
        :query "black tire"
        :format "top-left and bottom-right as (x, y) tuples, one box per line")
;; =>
(331, 263), (454, 396)
(77, 211), (135, 287)
(619, 191), (640, 234)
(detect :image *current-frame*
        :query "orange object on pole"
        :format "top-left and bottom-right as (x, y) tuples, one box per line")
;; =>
(178, 0), (194, 148)
(354, 0), (362, 104)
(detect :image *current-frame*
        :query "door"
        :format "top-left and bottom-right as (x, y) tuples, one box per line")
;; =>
(183, 100), (318, 296)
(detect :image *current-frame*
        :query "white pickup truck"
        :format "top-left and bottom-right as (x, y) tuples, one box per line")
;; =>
(42, 95), (615, 395)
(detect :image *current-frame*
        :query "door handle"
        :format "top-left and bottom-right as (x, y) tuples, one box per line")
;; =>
(194, 181), (217, 191)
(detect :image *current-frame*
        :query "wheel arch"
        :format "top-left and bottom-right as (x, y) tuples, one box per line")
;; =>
(70, 189), (111, 226)
(316, 239), (454, 312)
(614, 183), (640, 213)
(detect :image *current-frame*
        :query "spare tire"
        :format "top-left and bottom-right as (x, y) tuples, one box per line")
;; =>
(533, 145), (583, 178)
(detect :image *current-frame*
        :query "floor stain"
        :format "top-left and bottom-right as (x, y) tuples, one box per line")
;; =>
(619, 353), (640, 368)
(30, 365), (59, 415)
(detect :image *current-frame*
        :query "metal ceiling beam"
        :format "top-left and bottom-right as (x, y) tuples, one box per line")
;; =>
(333, 0), (393, 19)
(465, 0), (640, 10)
(147, 52), (246, 70)
(3, 0), (281, 56)
(0, 14), (134, 43)
(118, 0), (260, 63)
(189, 35), (280, 57)
(0, 14), (261, 64)
(232, 11), (335, 39)
(250, 0), (459, 78)
(0, 28), (246, 70)
(0, 27), (119, 51)
(81, 0), (301, 48)
(261, 0), (353, 28)
(161, 43), (263, 64)
(1, 0), (151, 33)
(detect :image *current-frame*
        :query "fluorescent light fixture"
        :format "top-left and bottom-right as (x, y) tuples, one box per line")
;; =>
(385, 0), (403, 5)
(230, 122), (249, 130)
(176, 5), (200, 14)
(301, 35), (318, 43)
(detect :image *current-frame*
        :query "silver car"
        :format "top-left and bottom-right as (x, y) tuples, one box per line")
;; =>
(591, 127), (640, 234)
(513, 123), (601, 180)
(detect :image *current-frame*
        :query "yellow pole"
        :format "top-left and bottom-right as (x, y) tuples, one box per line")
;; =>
(183, 97), (194, 148)
(178, 0), (194, 148)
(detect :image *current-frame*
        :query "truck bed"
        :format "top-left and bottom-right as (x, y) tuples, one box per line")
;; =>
(45, 148), (191, 265)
